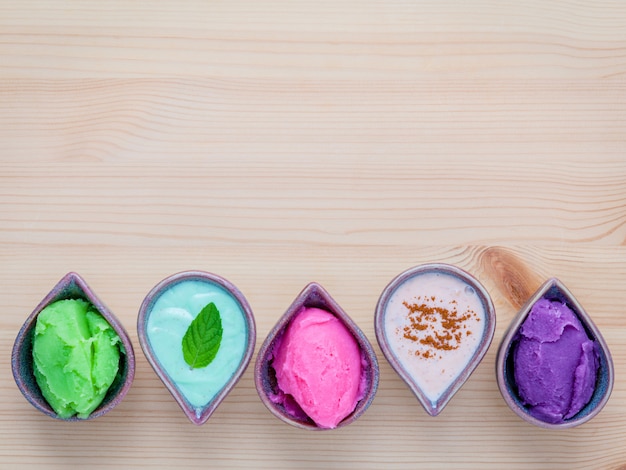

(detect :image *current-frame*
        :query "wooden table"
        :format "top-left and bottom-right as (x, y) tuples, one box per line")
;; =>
(1, 1), (625, 468)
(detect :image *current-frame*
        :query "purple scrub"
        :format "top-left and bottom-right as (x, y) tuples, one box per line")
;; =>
(513, 298), (599, 424)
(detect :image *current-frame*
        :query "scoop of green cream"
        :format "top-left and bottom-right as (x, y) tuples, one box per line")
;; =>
(32, 299), (122, 419)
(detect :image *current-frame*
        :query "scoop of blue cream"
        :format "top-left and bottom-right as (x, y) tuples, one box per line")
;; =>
(146, 279), (249, 412)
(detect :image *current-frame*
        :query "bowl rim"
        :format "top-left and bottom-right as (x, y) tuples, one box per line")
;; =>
(136, 269), (256, 425)
(374, 262), (496, 416)
(495, 277), (615, 429)
(254, 281), (379, 430)
(11, 271), (135, 421)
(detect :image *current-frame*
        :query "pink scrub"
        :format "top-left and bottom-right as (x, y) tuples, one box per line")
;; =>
(271, 307), (364, 429)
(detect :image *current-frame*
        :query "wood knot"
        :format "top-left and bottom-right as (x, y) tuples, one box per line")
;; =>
(479, 247), (541, 309)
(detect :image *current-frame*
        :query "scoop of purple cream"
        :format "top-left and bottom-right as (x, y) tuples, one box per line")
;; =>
(513, 298), (599, 424)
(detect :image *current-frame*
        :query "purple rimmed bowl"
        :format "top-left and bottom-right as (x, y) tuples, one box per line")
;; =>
(137, 270), (256, 425)
(254, 282), (379, 430)
(375, 263), (496, 417)
(11, 272), (135, 421)
(496, 277), (614, 429)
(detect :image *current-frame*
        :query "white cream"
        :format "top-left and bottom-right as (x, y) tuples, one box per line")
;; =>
(382, 271), (486, 402)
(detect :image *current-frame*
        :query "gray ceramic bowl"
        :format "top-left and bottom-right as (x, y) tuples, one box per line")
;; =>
(11, 272), (135, 421)
(255, 282), (379, 430)
(496, 277), (614, 429)
(137, 270), (256, 425)
(375, 263), (496, 416)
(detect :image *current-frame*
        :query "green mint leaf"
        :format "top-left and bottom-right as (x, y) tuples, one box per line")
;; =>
(182, 302), (223, 369)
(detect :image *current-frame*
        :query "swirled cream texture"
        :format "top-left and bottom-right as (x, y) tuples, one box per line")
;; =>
(146, 279), (248, 414)
(383, 272), (486, 403)
(513, 298), (599, 424)
(271, 307), (365, 429)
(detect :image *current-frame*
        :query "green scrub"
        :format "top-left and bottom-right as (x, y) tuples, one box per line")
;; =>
(32, 299), (121, 419)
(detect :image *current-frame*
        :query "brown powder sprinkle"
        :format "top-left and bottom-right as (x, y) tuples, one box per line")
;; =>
(400, 295), (478, 359)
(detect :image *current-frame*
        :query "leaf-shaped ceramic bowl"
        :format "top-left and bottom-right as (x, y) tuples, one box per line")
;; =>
(11, 272), (135, 421)
(496, 278), (614, 429)
(375, 263), (496, 416)
(255, 282), (379, 430)
(137, 270), (256, 425)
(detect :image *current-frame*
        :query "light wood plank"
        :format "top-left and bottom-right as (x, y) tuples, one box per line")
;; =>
(1, 0), (625, 468)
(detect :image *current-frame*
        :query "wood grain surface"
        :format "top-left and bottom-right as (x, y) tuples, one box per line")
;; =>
(1, 1), (625, 468)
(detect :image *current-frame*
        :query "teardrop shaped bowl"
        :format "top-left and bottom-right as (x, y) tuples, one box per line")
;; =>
(11, 272), (135, 421)
(137, 270), (256, 425)
(375, 263), (496, 416)
(255, 282), (379, 430)
(496, 277), (614, 429)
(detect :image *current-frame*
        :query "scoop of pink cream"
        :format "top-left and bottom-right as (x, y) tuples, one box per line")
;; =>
(272, 307), (363, 429)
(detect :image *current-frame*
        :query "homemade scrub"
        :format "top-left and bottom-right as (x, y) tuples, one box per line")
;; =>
(270, 307), (364, 429)
(145, 278), (248, 415)
(381, 271), (487, 404)
(512, 298), (599, 424)
(32, 299), (122, 419)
